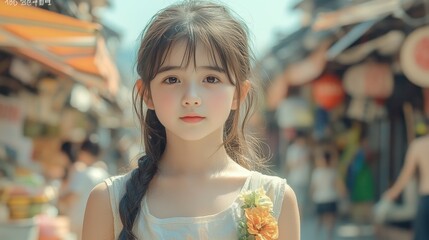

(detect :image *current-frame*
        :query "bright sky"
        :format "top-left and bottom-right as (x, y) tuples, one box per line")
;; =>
(99, 0), (301, 56)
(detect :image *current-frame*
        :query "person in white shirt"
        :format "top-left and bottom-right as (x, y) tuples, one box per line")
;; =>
(59, 137), (109, 240)
(311, 143), (346, 240)
(284, 133), (311, 213)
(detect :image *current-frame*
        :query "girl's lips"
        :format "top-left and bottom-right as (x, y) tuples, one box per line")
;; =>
(180, 116), (205, 123)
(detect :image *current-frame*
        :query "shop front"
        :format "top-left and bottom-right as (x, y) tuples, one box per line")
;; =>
(0, 2), (122, 239)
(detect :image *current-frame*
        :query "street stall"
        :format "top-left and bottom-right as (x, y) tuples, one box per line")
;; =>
(0, 2), (122, 239)
(257, 0), (428, 238)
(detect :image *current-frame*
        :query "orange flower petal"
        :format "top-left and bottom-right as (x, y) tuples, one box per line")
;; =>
(244, 207), (279, 240)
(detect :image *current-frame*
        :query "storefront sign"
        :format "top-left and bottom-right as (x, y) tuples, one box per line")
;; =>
(276, 97), (314, 128)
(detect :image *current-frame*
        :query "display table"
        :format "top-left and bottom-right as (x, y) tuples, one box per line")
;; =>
(0, 215), (76, 240)
(0, 218), (39, 240)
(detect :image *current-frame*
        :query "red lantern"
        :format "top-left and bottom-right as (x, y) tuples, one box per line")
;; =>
(312, 74), (345, 110)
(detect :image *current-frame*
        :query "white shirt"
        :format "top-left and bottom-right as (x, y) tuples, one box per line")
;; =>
(68, 165), (109, 238)
(285, 143), (311, 185)
(311, 168), (339, 203)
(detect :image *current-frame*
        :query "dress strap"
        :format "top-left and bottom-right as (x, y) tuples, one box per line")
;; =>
(245, 172), (287, 220)
(247, 171), (263, 191)
(104, 173), (131, 239)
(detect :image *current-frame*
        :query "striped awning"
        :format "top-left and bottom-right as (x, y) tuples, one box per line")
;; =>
(0, 2), (119, 97)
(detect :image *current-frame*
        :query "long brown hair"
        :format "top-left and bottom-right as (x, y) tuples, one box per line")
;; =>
(118, 1), (265, 239)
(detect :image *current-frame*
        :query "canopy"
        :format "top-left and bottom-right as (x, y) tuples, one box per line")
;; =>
(0, 2), (119, 97)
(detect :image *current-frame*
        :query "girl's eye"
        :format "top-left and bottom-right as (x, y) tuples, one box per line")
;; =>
(164, 77), (180, 84)
(204, 76), (219, 84)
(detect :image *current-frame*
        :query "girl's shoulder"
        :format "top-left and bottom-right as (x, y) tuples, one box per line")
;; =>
(101, 171), (134, 238)
(83, 180), (115, 239)
(247, 171), (287, 190)
(248, 172), (300, 239)
(105, 171), (132, 185)
(246, 171), (288, 219)
(104, 171), (133, 199)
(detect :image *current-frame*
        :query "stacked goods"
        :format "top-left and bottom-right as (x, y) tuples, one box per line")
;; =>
(7, 193), (32, 220)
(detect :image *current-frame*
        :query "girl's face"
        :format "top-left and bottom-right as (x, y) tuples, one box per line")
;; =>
(146, 40), (240, 141)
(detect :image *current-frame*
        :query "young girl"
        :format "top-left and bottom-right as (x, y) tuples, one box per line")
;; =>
(82, 1), (299, 239)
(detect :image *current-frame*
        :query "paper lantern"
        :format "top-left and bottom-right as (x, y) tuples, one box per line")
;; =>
(312, 74), (345, 110)
(400, 26), (429, 87)
(343, 62), (394, 98)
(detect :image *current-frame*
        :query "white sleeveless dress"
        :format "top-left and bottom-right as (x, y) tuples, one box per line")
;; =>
(105, 171), (287, 240)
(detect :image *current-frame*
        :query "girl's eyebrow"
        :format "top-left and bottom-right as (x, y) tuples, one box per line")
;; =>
(199, 66), (225, 73)
(157, 65), (225, 74)
(157, 65), (182, 74)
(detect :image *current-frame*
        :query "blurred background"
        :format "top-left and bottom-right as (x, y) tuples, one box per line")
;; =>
(0, 0), (428, 239)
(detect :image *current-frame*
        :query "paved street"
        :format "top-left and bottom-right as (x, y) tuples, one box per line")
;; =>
(301, 214), (375, 240)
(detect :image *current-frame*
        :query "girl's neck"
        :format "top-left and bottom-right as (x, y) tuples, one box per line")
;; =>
(158, 130), (231, 176)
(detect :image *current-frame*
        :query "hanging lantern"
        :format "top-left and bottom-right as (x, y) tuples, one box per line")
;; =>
(400, 26), (429, 87)
(343, 62), (394, 98)
(312, 74), (345, 110)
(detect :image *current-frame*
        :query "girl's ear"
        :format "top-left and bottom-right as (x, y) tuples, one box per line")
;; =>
(136, 79), (155, 110)
(231, 80), (251, 110)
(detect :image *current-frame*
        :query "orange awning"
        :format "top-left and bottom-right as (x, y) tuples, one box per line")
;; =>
(0, 2), (119, 97)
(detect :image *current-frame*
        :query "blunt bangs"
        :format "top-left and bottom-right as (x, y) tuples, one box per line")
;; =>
(142, 22), (239, 87)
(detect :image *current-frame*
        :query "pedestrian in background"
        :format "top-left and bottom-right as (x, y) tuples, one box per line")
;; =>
(59, 136), (109, 240)
(311, 142), (346, 240)
(284, 131), (311, 215)
(382, 121), (429, 240)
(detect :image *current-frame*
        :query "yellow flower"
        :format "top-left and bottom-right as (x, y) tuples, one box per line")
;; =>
(239, 189), (255, 203)
(254, 188), (273, 212)
(244, 206), (278, 240)
(239, 188), (273, 212)
(238, 188), (278, 240)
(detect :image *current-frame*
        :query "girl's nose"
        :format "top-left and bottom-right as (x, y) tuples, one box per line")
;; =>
(182, 96), (201, 106)
(182, 84), (201, 106)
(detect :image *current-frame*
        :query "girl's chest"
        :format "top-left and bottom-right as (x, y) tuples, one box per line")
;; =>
(145, 176), (245, 219)
(136, 208), (240, 240)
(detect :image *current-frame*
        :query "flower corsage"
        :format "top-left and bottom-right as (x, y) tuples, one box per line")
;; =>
(238, 187), (278, 240)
